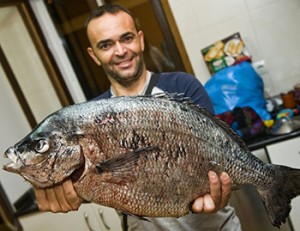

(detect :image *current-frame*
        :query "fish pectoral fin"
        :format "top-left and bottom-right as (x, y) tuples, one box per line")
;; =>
(96, 146), (158, 184)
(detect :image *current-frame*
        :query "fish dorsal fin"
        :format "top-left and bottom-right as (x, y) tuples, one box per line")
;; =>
(141, 92), (186, 100)
(96, 146), (158, 184)
(147, 93), (249, 151)
(189, 104), (250, 151)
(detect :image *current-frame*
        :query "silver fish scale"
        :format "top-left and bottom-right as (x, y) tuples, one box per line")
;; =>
(68, 97), (270, 185)
(69, 96), (268, 216)
(4, 95), (300, 226)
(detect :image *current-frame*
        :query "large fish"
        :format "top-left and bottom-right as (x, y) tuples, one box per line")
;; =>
(3, 94), (300, 227)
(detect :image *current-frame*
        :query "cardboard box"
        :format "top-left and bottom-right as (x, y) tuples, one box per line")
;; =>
(201, 32), (252, 75)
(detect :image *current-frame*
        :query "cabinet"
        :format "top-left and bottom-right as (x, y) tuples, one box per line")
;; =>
(19, 203), (122, 231)
(90, 204), (123, 231)
(266, 137), (300, 231)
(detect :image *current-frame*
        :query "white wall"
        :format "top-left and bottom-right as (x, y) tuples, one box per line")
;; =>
(168, 0), (300, 96)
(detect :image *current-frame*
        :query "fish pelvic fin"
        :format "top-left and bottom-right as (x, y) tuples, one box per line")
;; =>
(96, 146), (158, 185)
(121, 211), (150, 222)
(258, 165), (300, 227)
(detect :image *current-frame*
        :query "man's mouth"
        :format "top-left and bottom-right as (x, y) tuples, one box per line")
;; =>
(116, 59), (132, 68)
(114, 55), (135, 68)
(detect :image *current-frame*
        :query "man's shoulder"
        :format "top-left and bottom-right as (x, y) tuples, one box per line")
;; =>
(158, 72), (196, 82)
(91, 90), (111, 101)
(156, 72), (202, 91)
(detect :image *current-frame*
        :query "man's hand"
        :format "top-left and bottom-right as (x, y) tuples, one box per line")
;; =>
(34, 179), (83, 213)
(192, 171), (232, 213)
(34, 172), (231, 214)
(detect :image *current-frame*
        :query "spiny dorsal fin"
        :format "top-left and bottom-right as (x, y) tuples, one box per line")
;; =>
(147, 93), (250, 151)
(184, 102), (250, 152)
(135, 93), (249, 151)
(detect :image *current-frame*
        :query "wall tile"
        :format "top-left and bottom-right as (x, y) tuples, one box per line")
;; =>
(272, 75), (300, 95)
(245, 0), (280, 11)
(181, 31), (211, 82)
(251, 0), (300, 92)
(190, 0), (248, 29)
(168, 0), (200, 34)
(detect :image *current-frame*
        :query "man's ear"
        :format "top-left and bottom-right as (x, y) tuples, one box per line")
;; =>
(87, 47), (101, 66)
(138, 30), (145, 52)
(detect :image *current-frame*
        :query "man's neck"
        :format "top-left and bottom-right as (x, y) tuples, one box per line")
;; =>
(110, 70), (149, 96)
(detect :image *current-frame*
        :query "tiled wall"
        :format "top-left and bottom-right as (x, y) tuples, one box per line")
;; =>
(168, 0), (300, 96)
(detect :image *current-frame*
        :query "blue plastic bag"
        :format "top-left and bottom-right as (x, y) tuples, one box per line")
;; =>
(204, 61), (271, 121)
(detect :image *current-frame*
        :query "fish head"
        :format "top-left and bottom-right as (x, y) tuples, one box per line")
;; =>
(3, 114), (84, 188)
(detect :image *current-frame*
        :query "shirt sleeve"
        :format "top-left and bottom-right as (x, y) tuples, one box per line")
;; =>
(180, 74), (215, 114)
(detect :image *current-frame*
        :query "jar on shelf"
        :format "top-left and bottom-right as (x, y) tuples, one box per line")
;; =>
(294, 83), (300, 105)
(281, 90), (296, 109)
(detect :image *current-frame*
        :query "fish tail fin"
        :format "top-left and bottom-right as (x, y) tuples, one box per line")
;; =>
(258, 165), (300, 227)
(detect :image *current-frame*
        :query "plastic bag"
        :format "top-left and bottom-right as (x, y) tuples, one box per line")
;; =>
(204, 61), (271, 121)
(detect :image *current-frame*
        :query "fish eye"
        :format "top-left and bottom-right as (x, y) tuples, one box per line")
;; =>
(35, 139), (49, 153)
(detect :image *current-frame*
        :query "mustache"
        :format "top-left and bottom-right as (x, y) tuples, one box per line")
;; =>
(112, 52), (137, 64)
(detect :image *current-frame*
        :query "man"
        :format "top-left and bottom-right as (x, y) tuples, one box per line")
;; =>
(35, 4), (241, 230)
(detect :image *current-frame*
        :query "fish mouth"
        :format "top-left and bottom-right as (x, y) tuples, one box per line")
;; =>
(3, 147), (23, 172)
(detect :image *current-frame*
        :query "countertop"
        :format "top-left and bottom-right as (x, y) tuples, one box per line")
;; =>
(246, 129), (300, 150)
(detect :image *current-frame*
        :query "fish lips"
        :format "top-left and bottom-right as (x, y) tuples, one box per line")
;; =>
(3, 146), (24, 173)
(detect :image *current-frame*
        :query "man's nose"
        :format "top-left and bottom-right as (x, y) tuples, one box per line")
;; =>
(114, 42), (127, 56)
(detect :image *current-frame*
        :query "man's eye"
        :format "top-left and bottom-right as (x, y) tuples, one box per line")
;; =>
(100, 43), (111, 50)
(123, 36), (133, 43)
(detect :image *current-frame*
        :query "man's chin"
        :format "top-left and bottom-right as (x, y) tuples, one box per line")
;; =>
(108, 58), (144, 87)
(110, 71), (140, 87)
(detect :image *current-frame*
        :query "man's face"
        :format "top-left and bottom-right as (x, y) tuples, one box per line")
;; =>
(87, 11), (145, 87)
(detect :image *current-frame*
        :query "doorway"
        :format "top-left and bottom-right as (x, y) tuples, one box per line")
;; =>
(0, 1), (73, 122)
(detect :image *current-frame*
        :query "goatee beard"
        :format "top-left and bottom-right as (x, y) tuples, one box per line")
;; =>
(108, 54), (145, 88)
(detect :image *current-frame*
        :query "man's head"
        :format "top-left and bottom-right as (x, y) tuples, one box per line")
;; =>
(86, 4), (145, 87)
(85, 4), (140, 32)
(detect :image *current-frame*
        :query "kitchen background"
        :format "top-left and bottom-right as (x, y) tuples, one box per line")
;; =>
(169, 0), (300, 97)
(0, 0), (299, 230)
